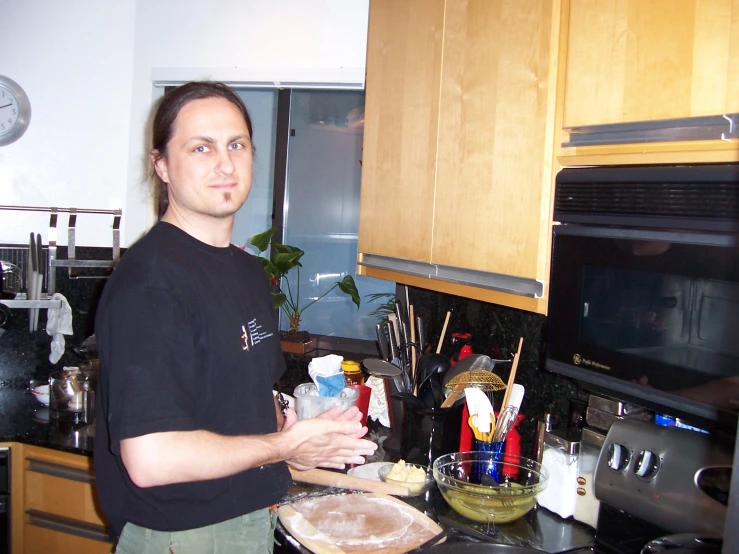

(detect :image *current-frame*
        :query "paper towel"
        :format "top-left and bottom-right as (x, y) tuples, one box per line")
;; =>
(308, 354), (346, 397)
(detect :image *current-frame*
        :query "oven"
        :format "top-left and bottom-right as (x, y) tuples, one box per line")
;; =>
(546, 163), (739, 433)
(0, 447), (9, 554)
(544, 163), (738, 554)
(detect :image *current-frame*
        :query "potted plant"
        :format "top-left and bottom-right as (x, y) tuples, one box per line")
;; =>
(249, 227), (360, 349)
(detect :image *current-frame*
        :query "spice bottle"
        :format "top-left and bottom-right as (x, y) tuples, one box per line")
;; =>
(341, 360), (365, 386)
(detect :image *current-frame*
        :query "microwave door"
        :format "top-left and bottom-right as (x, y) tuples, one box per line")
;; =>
(579, 268), (690, 353)
(612, 274), (692, 362)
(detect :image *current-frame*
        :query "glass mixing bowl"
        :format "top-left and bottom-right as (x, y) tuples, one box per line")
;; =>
(433, 451), (548, 524)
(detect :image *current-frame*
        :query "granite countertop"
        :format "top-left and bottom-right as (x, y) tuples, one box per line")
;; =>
(0, 386), (94, 454)
(274, 430), (595, 554)
(0, 385), (595, 554)
(275, 479), (595, 554)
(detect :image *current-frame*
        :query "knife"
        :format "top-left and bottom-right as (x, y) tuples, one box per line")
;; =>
(416, 316), (426, 355)
(386, 317), (400, 363)
(28, 232), (36, 332)
(33, 233), (43, 332)
(375, 323), (391, 362)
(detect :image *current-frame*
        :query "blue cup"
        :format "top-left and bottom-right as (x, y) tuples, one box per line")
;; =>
(472, 439), (504, 485)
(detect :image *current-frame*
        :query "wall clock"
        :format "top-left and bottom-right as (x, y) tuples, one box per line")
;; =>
(0, 76), (32, 146)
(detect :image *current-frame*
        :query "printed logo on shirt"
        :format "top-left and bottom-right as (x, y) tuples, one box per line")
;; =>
(241, 318), (274, 351)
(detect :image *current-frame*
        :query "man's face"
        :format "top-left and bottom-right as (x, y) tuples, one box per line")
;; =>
(153, 96), (253, 220)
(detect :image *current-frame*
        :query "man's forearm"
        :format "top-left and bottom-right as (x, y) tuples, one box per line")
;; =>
(120, 408), (375, 488)
(121, 429), (288, 488)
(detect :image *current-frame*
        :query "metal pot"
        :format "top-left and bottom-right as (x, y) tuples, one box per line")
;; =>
(0, 260), (22, 299)
(49, 368), (95, 422)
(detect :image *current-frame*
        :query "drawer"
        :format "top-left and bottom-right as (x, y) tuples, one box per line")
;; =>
(24, 458), (108, 527)
(25, 517), (113, 554)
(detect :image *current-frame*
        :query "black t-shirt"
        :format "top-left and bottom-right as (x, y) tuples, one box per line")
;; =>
(94, 222), (290, 537)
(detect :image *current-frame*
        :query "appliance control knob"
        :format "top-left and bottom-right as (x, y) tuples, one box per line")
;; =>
(634, 449), (660, 481)
(607, 443), (630, 473)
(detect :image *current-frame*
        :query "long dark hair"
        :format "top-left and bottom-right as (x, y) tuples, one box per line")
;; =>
(149, 81), (254, 219)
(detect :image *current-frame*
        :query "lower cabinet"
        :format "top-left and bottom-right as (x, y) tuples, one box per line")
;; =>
(16, 444), (114, 554)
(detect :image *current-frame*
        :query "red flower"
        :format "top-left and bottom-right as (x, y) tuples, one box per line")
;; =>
(270, 276), (279, 286)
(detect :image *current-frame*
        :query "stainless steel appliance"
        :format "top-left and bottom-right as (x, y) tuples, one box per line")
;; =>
(546, 419), (731, 554)
(546, 163), (739, 432)
(544, 163), (739, 553)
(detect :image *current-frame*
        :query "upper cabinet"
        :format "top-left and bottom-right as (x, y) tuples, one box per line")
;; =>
(357, 0), (444, 265)
(358, 0), (560, 314)
(557, 0), (739, 164)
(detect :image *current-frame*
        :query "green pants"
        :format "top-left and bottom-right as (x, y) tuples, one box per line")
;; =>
(114, 508), (277, 554)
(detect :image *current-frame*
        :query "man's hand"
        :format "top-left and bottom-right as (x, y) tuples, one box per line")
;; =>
(281, 405), (377, 470)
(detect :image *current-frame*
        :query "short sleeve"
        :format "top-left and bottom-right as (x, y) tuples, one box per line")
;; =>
(99, 285), (200, 452)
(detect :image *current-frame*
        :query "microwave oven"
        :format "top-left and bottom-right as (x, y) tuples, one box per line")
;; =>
(546, 163), (739, 432)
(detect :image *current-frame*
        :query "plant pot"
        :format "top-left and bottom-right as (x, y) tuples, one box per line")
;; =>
(280, 330), (315, 355)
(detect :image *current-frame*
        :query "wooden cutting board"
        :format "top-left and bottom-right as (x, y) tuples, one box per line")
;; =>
(278, 492), (443, 554)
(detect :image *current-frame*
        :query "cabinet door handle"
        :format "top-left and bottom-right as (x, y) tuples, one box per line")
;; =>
(26, 509), (110, 543)
(358, 253), (544, 298)
(27, 458), (95, 484)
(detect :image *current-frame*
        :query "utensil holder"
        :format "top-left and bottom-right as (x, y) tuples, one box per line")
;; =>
(400, 401), (463, 467)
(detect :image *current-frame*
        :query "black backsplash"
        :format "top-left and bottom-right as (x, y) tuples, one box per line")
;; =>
(281, 285), (589, 458)
(2, 248), (584, 458)
(404, 286), (587, 457)
(0, 246), (111, 388)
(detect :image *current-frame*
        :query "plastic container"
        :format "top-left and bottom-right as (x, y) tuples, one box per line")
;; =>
(341, 360), (365, 386)
(293, 383), (359, 420)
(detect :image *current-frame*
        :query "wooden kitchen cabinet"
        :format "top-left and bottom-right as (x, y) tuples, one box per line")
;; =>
(358, 0), (444, 264)
(557, 0), (739, 165)
(358, 0), (561, 314)
(19, 444), (113, 554)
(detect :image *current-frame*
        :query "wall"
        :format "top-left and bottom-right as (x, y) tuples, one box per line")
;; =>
(0, 0), (370, 248)
(0, 0), (136, 247)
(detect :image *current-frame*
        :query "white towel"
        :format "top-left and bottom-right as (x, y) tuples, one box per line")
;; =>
(46, 293), (73, 364)
(366, 375), (391, 427)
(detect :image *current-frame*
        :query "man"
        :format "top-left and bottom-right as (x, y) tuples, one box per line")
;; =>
(94, 81), (377, 553)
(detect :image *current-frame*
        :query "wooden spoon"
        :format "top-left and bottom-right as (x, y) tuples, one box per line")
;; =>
(499, 337), (524, 412)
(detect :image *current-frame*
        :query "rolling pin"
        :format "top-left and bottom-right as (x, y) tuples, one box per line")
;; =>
(289, 467), (411, 497)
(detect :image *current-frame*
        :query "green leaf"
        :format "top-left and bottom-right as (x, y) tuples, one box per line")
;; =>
(365, 292), (395, 303)
(337, 275), (361, 309)
(273, 250), (304, 274)
(273, 243), (304, 256)
(272, 292), (288, 309)
(249, 227), (279, 253)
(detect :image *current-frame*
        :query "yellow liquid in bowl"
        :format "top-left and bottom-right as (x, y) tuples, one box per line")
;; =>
(438, 482), (536, 523)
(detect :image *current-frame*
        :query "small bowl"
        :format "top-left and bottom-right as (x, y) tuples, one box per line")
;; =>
(433, 452), (548, 524)
(378, 462), (435, 496)
(31, 384), (50, 406)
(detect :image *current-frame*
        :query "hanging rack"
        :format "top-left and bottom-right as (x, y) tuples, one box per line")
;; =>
(0, 205), (122, 310)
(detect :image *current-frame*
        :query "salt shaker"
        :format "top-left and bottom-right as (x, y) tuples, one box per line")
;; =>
(536, 429), (580, 519)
